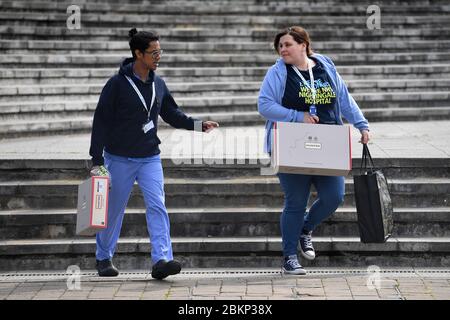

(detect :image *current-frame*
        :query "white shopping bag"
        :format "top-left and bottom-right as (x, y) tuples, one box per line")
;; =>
(76, 176), (109, 236)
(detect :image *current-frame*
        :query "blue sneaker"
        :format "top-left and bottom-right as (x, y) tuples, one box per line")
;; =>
(299, 230), (316, 260)
(282, 255), (306, 275)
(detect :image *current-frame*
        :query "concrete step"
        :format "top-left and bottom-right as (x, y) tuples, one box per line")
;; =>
(0, 207), (448, 239)
(2, 105), (450, 138)
(2, 52), (450, 68)
(0, 236), (449, 270)
(2, 157), (450, 179)
(1, 79), (449, 102)
(0, 89), (449, 137)
(0, 115), (263, 138)
(0, 177), (449, 210)
(0, 67), (269, 84)
(0, 82), (263, 99)
(43, 0), (450, 4)
(2, 11), (450, 28)
(1, 158), (448, 181)
(0, 118), (95, 138)
(157, 107), (450, 127)
(2, 1), (450, 15)
(0, 112), (263, 129)
(1, 91), (448, 110)
(2, 64), (450, 85)
(2, 26), (450, 41)
(3, 39), (450, 54)
(192, 106), (450, 126)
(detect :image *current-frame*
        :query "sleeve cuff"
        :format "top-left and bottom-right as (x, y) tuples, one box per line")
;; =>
(194, 120), (203, 132)
(91, 157), (104, 166)
(294, 110), (304, 123)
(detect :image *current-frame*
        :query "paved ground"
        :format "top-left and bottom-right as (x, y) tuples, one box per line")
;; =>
(0, 121), (449, 160)
(1, 268), (449, 300)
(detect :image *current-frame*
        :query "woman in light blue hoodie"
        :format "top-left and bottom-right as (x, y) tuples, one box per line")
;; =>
(258, 26), (370, 275)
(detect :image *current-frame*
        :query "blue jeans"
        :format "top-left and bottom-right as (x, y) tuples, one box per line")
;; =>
(96, 153), (173, 264)
(277, 173), (345, 258)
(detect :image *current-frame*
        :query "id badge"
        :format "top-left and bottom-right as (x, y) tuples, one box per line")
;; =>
(142, 120), (154, 133)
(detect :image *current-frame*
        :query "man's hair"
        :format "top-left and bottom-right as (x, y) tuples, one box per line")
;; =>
(273, 26), (313, 56)
(128, 28), (159, 58)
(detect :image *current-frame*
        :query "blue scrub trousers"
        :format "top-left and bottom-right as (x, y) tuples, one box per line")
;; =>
(96, 152), (173, 264)
(277, 173), (345, 258)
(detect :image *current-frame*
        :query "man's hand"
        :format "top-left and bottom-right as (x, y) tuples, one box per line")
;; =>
(90, 165), (112, 189)
(202, 121), (219, 133)
(90, 165), (110, 177)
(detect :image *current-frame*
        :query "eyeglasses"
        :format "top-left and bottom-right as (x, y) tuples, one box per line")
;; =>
(144, 49), (163, 59)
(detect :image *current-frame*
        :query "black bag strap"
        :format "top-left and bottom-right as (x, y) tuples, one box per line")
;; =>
(360, 144), (376, 173)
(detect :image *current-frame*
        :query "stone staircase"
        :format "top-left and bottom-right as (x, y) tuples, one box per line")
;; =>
(0, 0), (449, 271)
(1, 0), (450, 137)
(0, 157), (449, 271)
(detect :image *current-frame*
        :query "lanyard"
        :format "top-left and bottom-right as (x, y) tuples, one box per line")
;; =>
(124, 74), (156, 120)
(291, 61), (316, 104)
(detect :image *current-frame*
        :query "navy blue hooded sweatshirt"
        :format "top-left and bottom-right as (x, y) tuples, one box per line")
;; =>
(89, 57), (200, 165)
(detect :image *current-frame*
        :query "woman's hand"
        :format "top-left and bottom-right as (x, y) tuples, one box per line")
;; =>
(303, 112), (319, 124)
(202, 121), (219, 133)
(360, 129), (370, 144)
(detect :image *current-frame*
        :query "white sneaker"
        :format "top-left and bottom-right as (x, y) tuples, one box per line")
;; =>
(300, 231), (316, 260)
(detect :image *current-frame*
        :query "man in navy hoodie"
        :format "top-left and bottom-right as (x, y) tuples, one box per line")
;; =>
(89, 28), (219, 279)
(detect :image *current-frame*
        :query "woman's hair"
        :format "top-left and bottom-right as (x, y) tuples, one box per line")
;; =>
(273, 26), (313, 56)
(128, 28), (159, 58)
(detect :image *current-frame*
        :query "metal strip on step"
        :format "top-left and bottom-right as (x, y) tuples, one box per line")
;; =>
(1, 269), (449, 282)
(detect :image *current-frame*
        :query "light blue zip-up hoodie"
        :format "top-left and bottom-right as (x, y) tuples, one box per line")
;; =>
(258, 54), (369, 153)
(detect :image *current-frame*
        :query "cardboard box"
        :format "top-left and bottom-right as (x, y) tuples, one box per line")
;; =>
(76, 176), (109, 236)
(271, 122), (352, 176)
